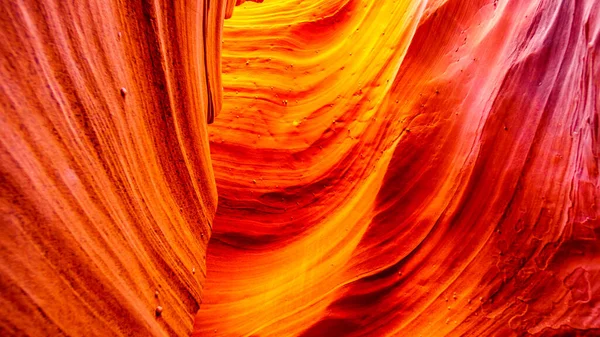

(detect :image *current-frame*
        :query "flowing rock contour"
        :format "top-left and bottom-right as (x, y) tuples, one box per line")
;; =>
(194, 0), (600, 336)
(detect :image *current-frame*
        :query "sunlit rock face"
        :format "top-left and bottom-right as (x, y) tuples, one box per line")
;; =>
(0, 0), (236, 336)
(1, 0), (598, 336)
(194, 0), (599, 336)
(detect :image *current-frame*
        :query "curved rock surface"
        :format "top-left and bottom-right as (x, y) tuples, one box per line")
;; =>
(0, 0), (236, 336)
(194, 0), (600, 336)
(1, 0), (599, 336)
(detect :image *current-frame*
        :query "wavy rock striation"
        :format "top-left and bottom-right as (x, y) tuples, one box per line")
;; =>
(194, 0), (599, 336)
(0, 0), (236, 336)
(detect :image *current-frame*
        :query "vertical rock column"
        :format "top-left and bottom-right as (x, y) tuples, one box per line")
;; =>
(0, 0), (236, 336)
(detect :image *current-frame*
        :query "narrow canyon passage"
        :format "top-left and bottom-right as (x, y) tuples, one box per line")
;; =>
(194, 0), (599, 336)
(0, 0), (598, 336)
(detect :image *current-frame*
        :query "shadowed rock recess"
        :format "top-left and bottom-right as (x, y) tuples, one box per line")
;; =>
(1, 0), (599, 337)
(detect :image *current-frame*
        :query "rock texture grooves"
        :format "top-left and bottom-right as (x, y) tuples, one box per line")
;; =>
(193, 0), (600, 336)
(0, 0), (236, 336)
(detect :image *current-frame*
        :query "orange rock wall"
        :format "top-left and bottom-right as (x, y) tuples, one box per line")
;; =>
(1, 0), (598, 336)
(194, 0), (600, 336)
(0, 0), (235, 336)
